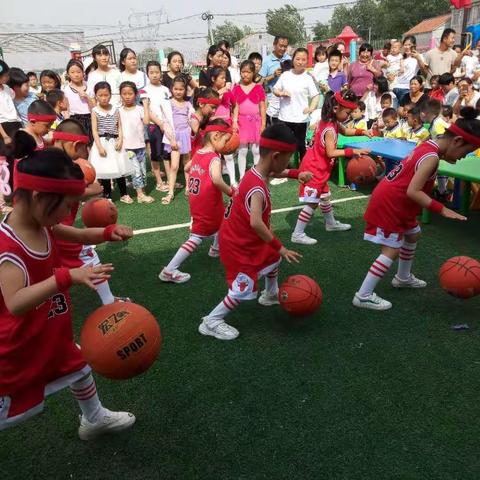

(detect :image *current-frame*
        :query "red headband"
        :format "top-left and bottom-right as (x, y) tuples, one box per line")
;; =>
(27, 113), (57, 122)
(52, 131), (90, 144)
(198, 98), (221, 106)
(448, 124), (480, 148)
(259, 137), (297, 153)
(334, 91), (357, 110)
(204, 124), (233, 134)
(16, 172), (86, 196)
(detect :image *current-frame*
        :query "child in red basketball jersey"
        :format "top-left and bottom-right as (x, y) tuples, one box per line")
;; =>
(353, 108), (480, 311)
(52, 119), (130, 304)
(199, 123), (313, 341)
(159, 119), (235, 283)
(190, 88), (220, 158)
(291, 90), (371, 245)
(0, 145), (135, 438)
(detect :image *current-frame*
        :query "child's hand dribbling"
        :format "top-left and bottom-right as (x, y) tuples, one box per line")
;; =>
(441, 207), (467, 221)
(71, 264), (114, 290)
(108, 225), (134, 241)
(280, 246), (302, 264)
(87, 182), (103, 197)
(298, 171), (314, 184)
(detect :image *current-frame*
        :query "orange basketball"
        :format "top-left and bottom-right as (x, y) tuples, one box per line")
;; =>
(75, 158), (96, 185)
(346, 155), (377, 184)
(220, 132), (240, 155)
(439, 256), (480, 299)
(81, 198), (118, 228)
(278, 275), (323, 316)
(80, 302), (162, 380)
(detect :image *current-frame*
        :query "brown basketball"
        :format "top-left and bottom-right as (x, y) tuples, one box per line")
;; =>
(278, 275), (323, 316)
(346, 155), (377, 184)
(81, 198), (118, 228)
(220, 132), (240, 155)
(74, 158), (96, 185)
(80, 302), (162, 380)
(439, 256), (480, 299)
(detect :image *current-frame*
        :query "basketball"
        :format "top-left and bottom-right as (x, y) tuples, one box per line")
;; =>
(346, 155), (377, 184)
(80, 302), (162, 380)
(81, 198), (118, 228)
(74, 158), (96, 185)
(220, 132), (240, 155)
(278, 275), (323, 316)
(439, 256), (480, 299)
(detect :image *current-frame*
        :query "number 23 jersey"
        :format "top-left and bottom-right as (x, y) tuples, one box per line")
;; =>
(0, 217), (85, 394)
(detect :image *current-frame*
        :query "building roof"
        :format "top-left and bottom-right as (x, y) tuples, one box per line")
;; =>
(404, 14), (451, 36)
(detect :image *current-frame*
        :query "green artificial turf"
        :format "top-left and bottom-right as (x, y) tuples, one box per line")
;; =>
(2, 170), (480, 480)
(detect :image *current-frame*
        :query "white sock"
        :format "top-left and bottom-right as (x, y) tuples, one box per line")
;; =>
(211, 233), (219, 251)
(224, 154), (236, 185)
(251, 143), (260, 166)
(294, 205), (315, 235)
(165, 235), (203, 272)
(320, 200), (336, 226)
(94, 279), (115, 305)
(358, 254), (394, 297)
(437, 176), (448, 194)
(70, 374), (106, 423)
(205, 295), (240, 327)
(238, 146), (248, 179)
(265, 267), (279, 296)
(397, 241), (416, 280)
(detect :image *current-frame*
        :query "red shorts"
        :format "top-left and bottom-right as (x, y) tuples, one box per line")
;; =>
(60, 245), (100, 269)
(299, 181), (330, 204)
(364, 222), (421, 249)
(0, 346), (89, 431)
(224, 256), (282, 300)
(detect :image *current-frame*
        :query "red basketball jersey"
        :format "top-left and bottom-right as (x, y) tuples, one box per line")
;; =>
(364, 139), (440, 233)
(219, 167), (275, 268)
(55, 202), (83, 267)
(299, 121), (338, 192)
(188, 150), (225, 236)
(0, 218), (85, 395)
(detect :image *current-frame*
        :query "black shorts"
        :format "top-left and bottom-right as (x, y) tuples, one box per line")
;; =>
(147, 125), (170, 162)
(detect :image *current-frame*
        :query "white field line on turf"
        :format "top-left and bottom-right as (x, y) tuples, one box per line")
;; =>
(132, 194), (370, 236)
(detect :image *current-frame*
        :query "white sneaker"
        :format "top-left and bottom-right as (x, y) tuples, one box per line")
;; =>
(392, 274), (427, 289)
(325, 221), (351, 232)
(291, 232), (318, 245)
(78, 409), (135, 441)
(198, 318), (239, 340)
(159, 268), (191, 284)
(352, 292), (392, 311)
(270, 177), (288, 186)
(208, 246), (220, 258)
(258, 290), (279, 306)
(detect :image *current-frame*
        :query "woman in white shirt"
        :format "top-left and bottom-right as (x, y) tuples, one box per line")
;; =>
(392, 35), (426, 105)
(119, 48), (148, 92)
(86, 44), (122, 106)
(273, 48), (319, 159)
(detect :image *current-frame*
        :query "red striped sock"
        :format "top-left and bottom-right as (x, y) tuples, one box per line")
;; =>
(320, 201), (335, 225)
(294, 206), (315, 234)
(71, 374), (104, 423)
(358, 254), (394, 297)
(397, 241), (417, 280)
(205, 295), (240, 327)
(165, 235), (203, 272)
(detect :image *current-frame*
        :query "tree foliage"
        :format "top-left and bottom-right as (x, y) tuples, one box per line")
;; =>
(212, 21), (247, 46)
(312, 22), (332, 41)
(328, 0), (451, 41)
(266, 4), (307, 45)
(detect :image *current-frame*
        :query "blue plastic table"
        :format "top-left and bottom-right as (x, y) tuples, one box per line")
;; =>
(342, 139), (416, 174)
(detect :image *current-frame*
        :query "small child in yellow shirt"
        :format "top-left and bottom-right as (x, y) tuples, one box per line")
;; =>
(405, 106), (430, 144)
(420, 98), (449, 140)
(382, 108), (404, 139)
(343, 101), (368, 131)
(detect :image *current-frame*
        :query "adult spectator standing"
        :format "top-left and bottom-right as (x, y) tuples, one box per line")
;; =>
(422, 29), (464, 86)
(391, 36), (426, 104)
(348, 43), (382, 98)
(259, 36), (291, 125)
(453, 77), (480, 115)
(199, 45), (232, 88)
(218, 40), (239, 70)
